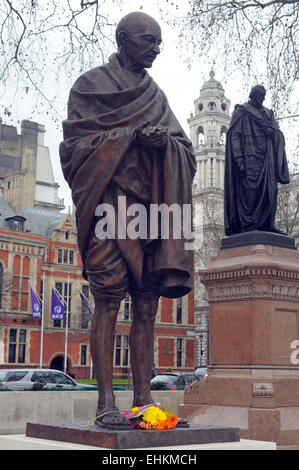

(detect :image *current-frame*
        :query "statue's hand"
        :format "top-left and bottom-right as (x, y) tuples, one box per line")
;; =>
(235, 157), (246, 175)
(137, 123), (168, 148)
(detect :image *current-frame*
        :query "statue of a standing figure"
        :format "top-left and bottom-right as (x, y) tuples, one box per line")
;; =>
(59, 12), (195, 429)
(224, 85), (290, 236)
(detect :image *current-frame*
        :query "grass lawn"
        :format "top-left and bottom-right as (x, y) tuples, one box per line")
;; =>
(77, 378), (132, 385)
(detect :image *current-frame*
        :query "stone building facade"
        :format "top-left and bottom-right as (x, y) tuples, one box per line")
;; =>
(0, 119), (195, 379)
(189, 71), (231, 367)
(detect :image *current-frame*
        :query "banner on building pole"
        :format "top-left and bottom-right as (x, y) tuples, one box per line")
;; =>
(51, 288), (64, 320)
(30, 285), (41, 318)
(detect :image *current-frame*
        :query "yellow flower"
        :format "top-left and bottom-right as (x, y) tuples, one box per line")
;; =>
(143, 406), (167, 426)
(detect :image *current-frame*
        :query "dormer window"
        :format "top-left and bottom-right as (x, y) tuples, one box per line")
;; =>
(5, 215), (26, 232)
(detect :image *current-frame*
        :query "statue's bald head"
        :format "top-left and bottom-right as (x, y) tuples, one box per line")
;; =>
(115, 12), (161, 48)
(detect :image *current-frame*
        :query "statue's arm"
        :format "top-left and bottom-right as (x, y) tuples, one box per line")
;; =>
(230, 113), (245, 174)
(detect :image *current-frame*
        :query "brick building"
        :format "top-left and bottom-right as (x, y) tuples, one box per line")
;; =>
(0, 119), (195, 379)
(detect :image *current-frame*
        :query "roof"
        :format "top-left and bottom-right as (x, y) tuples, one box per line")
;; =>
(200, 69), (225, 97)
(21, 206), (68, 238)
(0, 193), (75, 239)
(0, 193), (17, 230)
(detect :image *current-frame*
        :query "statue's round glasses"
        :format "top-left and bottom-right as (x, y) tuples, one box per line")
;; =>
(127, 34), (164, 51)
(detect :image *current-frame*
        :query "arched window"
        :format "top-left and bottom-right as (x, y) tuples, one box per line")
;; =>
(197, 126), (204, 145)
(208, 101), (216, 111)
(12, 255), (21, 311)
(219, 125), (228, 145)
(21, 257), (30, 312)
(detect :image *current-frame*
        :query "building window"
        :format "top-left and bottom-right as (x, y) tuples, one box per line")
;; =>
(176, 298), (182, 324)
(197, 126), (204, 145)
(0, 263), (3, 309)
(114, 334), (129, 367)
(176, 338), (183, 368)
(8, 329), (26, 364)
(124, 293), (132, 321)
(80, 345), (88, 365)
(219, 125), (228, 145)
(57, 249), (75, 265)
(11, 255), (30, 312)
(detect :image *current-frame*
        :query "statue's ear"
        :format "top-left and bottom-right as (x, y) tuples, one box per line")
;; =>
(117, 31), (128, 47)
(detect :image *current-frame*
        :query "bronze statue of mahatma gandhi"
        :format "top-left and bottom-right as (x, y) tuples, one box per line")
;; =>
(60, 12), (195, 429)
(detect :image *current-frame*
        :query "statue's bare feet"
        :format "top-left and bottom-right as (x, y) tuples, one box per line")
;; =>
(95, 408), (132, 430)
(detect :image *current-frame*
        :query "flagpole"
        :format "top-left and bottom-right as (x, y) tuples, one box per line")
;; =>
(39, 272), (45, 368)
(79, 289), (93, 379)
(90, 358), (93, 379)
(64, 274), (70, 374)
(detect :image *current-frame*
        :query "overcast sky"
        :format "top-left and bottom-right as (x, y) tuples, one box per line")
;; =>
(1, 0), (296, 212)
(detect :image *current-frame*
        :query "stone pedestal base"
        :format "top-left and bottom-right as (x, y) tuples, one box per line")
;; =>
(182, 243), (299, 445)
(25, 421), (240, 449)
(180, 367), (299, 445)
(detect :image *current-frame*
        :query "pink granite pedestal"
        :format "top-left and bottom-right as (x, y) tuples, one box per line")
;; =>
(180, 244), (299, 446)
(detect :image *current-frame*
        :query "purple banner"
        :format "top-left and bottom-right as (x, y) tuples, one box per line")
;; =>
(51, 288), (64, 320)
(30, 285), (41, 318)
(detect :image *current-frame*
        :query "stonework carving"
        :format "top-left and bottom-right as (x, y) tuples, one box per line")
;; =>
(252, 383), (274, 398)
(201, 266), (299, 302)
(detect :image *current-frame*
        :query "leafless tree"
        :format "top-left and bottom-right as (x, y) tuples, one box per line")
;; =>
(0, 0), (120, 119)
(276, 165), (299, 243)
(0, 268), (13, 310)
(161, 0), (298, 116)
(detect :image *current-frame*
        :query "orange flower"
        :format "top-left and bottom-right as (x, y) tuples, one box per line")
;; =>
(165, 415), (178, 429)
(154, 420), (167, 430)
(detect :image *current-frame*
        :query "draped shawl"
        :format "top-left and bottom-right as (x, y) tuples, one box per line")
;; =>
(59, 53), (196, 298)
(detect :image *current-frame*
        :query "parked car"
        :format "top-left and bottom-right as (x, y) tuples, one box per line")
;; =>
(150, 372), (201, 390)
(194, 367), (208, 378)
(0, 368), (97, 391)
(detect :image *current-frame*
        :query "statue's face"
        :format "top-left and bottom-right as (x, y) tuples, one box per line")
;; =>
(251, 88), (266, 108)
(123, 18), (162, 69)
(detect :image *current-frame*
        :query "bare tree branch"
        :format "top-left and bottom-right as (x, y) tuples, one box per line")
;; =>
(162, 0), (299, 117)
(0, 0), (119, 119)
